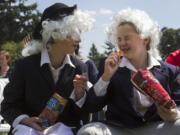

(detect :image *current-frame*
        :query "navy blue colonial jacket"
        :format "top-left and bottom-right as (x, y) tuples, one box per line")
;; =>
(84, 58), (180, 128)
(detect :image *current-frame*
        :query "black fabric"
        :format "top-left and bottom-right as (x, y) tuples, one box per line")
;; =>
(41, 3), (77, 21)
(33, 3), (77, 40)
(56, 64), (76, 98)
(0, 54), (87, 134)
(85, 59), (98, 84)
(84, 58), (180, 129)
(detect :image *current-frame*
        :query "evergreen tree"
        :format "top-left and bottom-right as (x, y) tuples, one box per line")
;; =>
(103, 41), (117, 56)
(159, 27), (180, 60)
(88, 43), (99, 58)
(0, 0), (41, 45)
(88, 43), (104, 66)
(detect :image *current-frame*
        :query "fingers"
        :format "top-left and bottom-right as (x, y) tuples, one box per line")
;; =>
(156, 104), (171, 115)
(156, 104), (175, 113)
(73, 73), (87, 87)
(31, 122), (44, 131)
(32, 117), (43, 123)
(30, 117), (44, 131)
(73, 79), (87, 90)
(106, 52), (121, 68)
(107, 53), (119, 65)
(73, 73), (87, 100)
(20, 117), (44, 131)
(156, 104), (178, 121)
(102, 52), (122, 81)
(74, 80), (86, 88)
(75, 74), (87, 82)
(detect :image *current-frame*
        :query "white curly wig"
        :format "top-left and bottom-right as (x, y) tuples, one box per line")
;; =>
(105, 8), (161, 60)
(22, 10), (95, 57)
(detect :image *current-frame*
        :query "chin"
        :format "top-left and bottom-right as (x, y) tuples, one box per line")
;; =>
(124, 55), (131, 60)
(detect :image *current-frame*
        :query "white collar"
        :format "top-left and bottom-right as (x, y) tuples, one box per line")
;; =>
(40, 49), (75, 68)
(119, 53), (160, 72)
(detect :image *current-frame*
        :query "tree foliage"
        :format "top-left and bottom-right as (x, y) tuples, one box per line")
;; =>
(103, 41), (117, 56)
(88, 43), (105, 66)
(159, 27), (180, 60)
(0, 0), (41, 45)
(0, 41), (24, 64)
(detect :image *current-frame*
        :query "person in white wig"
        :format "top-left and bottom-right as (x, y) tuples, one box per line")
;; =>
(1, 2), (95, 135)
(76, 8), (180, 135)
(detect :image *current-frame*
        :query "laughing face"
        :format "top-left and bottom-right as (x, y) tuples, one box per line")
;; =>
(117, 23), (149, 62)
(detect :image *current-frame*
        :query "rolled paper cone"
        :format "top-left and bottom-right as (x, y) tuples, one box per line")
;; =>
(131, 69), (176, 109)
(118, 50), (123, 58)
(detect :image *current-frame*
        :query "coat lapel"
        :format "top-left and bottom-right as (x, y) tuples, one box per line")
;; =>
(116, 68), (137, 113)
(40, 63), (56, 91)
(55, 64), (76, 98)
(33, 54), (55, 91)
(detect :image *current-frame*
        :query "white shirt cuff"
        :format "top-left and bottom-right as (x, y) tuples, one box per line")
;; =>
(94, 77), (110, 96)
(12, 114), (29, 128)
(70, 81), (92, 108)
(70, 91), (86, 108)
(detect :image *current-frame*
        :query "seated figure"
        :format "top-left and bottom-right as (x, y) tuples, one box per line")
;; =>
(76, 8), (180, 135)
(0, 2), (95, 135)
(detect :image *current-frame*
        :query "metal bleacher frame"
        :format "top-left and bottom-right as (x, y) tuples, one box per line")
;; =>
(0, 123), (10, 134)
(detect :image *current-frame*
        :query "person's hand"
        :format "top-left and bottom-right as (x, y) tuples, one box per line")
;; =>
(156, 104), (178, 121)
(102, 52), (121, 81)
(20, 117), (44, 131)
(73, 72), (87, 101)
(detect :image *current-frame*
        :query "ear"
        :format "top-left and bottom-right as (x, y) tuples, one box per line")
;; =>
(144, 37), (151, 50)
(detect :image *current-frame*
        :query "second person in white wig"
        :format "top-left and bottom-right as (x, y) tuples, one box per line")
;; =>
(77, 8), (180, 135)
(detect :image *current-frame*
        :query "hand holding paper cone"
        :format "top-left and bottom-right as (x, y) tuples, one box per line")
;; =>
(131, 69), (176, 109)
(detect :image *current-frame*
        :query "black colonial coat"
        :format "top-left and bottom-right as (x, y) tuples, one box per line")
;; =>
(1, 53), (87, 133)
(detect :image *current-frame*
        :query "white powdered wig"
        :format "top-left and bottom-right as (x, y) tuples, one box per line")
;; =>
(105, 8), (161, 60)
(22, 40), (44, 57)
(22, 10), (95, 57)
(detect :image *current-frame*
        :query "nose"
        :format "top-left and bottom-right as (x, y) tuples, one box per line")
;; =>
(118, 39), (126, 49)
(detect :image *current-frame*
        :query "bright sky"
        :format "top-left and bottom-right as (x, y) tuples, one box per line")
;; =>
(27, 0), (180, 59)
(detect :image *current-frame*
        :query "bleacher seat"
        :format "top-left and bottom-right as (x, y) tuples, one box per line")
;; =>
(0, 78), (10, 134)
